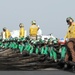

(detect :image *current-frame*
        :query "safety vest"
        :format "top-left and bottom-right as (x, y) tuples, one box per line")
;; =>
(19, 27), (25, 38)
(29, 25), (38, 37)
(64, 22), (75, 39)
(5, 29), (11, 39)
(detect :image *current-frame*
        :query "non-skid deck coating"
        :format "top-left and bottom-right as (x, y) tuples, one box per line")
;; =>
(0, 71), (74, 75)
(0, 49), (74, 74)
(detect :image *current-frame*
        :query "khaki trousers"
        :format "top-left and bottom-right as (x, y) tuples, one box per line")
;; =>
(65, 38), (75, 62)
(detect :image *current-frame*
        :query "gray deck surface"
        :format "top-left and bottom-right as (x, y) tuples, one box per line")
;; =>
(0, 70), (74, 75)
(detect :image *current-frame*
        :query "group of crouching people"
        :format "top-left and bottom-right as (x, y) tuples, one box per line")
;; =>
(0, 37), (75, 69)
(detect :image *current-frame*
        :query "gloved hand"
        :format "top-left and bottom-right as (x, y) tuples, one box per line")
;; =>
(65, 38), (69, 42)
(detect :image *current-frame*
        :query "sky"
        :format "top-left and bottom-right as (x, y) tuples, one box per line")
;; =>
(0, 0), (75, 38)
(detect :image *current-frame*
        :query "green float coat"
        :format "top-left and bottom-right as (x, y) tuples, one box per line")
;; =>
(29, 45), (34, 54)
(19, 44), (24, 53)
(35, 47), (39, 54)
(49, 46), (57, 60)
(41, 46), (48, 55)
(61, 46), (67, 60)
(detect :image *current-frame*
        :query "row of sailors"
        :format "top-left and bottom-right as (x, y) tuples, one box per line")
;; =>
(0, 37), (66, 62)
(2, 20), (42, 40)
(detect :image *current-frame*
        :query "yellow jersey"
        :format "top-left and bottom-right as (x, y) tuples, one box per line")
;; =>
(5, 29), (11, 39)
(19, 27), (25, 38)
(29, 25), (38, 37)
(64, 22), (75, 39)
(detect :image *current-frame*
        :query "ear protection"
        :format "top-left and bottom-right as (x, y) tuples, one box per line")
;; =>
(66, 17), (74, 23)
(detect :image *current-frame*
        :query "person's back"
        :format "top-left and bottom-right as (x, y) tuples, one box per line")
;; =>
(3, 27), (11, 39)
(30, 25), (38, 36)
(19, 23), (25, 38)
(29, 20), (38, 40)
(5, 29), (11, 39)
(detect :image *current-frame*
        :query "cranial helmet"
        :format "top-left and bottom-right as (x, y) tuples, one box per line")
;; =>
(66, 17), (74, 23)
(19, 23), (24, 27)
(31, 20), (36, 24)
(3, 27), (7, 30)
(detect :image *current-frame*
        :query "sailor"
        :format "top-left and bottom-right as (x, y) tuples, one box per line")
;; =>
(19, 23), (25, 38)
(64, 17), (75, 63)
(3, 27), (11, 39)
(29, 20), (38, 40)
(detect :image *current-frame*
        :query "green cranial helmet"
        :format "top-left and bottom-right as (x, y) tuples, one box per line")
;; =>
(53, 38), (58, 44)
(66, 17), (74, 23)
(31, 20), (36, 25)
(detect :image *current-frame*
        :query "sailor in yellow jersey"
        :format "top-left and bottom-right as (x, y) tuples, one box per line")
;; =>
(3, 27), (11, 39)
(19, 23), (25, 38)
(64, 17), (75, 39)
(29, 20), (38, 40)
(64, 17), (75, 63)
